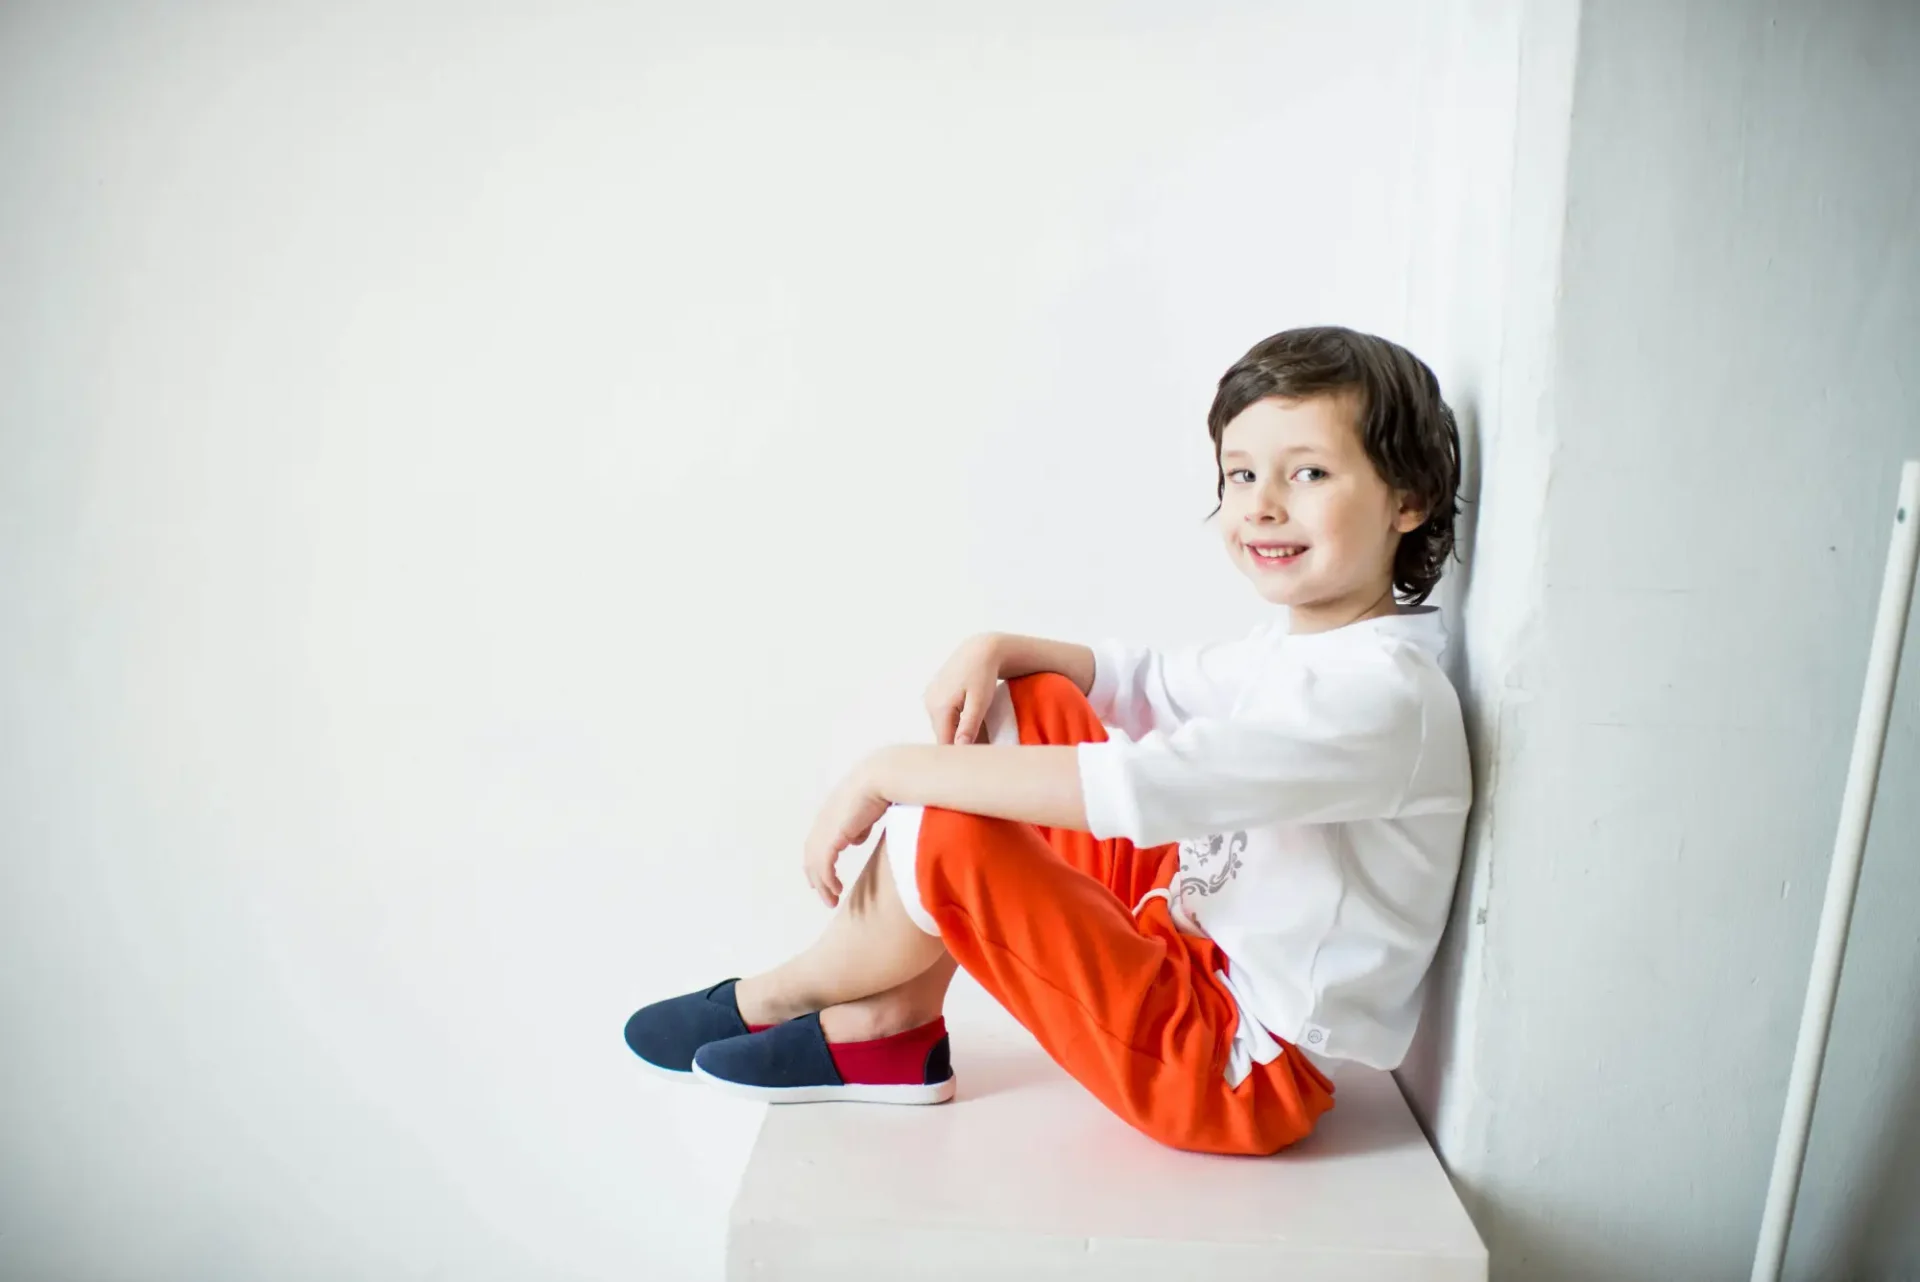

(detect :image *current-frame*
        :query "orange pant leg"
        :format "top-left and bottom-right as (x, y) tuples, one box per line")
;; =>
(913, 674), (1334, 1156)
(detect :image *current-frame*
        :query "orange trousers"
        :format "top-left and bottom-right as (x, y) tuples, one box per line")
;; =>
(911, 673), (1335, 1156)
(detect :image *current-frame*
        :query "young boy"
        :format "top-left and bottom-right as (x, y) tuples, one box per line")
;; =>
(625, 326), (1470, 1156)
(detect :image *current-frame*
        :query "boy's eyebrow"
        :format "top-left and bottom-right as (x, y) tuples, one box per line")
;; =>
(1221, 445), (1326, 462)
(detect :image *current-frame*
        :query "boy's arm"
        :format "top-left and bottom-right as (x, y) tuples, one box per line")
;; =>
(1078, 656), (1441, 846)
(863, 648), (1426, 840)
(804, 743), (1088, 905)
(861, 629), (1261, 831)
(865, 744), (1088, 831)
(989, 633), (1096, 693)
(875, 628), (1236, 828)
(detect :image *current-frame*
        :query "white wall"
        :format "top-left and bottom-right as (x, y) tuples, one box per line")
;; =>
(1396, 0), (1582, 1187)
(1403, 1), (1920, 1278)
(0, 4), (1448, 1278)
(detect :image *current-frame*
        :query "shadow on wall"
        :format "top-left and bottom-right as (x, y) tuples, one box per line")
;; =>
(1391, 393), (1726, 1280)
(1396, 388), (1481, 1151)
(1391, 394), (1750, 1281)
(1437, 390), (1481, 710)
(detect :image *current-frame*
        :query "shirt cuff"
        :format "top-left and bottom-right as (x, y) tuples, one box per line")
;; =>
(1076, 738), (1145, 843)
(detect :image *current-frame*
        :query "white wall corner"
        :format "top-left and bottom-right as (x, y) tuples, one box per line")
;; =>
(1395, 0), (1584, 1177)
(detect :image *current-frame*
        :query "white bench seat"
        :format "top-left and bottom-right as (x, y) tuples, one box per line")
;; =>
(726, 982), (1486, 1281)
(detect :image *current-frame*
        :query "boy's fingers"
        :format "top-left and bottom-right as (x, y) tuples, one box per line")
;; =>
(808, 862), (835, 905)
(954, 691), (980, 744)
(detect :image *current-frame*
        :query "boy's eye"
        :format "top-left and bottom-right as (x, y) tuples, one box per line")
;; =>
(1292, 466), (1329, 483)
(1226, 468), (1256, 484)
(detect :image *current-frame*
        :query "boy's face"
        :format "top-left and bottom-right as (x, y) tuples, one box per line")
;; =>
(1216, 393), (1426, 631)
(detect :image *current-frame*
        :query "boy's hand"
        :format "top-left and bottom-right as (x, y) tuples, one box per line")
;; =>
(803, 756), (890, 909)
(925, 633), (1003, 745)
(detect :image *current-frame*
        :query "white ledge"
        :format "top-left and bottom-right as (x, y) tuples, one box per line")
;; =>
(727, 983), (1485, 1281)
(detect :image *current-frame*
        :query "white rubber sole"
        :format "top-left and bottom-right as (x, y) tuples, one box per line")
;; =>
(691, 1062), (957, 1105)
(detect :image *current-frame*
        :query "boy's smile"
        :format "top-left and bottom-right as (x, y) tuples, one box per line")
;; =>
(1244, 541), (1308, 568)
(1216, 392), (1426, 632)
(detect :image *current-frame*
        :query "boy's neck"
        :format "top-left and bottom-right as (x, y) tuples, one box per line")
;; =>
(1287, 583), (1403, 635)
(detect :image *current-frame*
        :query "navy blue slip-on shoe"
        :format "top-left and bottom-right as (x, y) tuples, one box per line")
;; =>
(623, 978), (773, 1076)
(691, 1012), (956, 1105)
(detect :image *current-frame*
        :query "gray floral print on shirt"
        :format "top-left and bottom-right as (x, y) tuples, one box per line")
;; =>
(1176, 830), (1246, 900)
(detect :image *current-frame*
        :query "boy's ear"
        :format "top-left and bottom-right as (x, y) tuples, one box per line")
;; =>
(1393, 492), (1429, 534)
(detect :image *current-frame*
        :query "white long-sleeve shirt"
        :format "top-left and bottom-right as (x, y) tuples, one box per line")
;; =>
(1076, 607), (1471, 1083)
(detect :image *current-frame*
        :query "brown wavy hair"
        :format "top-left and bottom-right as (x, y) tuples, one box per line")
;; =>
(1206, 326), (1461, 605)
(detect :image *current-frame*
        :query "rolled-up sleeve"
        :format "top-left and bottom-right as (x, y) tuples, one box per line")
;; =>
(1076, 658), (1425, 846)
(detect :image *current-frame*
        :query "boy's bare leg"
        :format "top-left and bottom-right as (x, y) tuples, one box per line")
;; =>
(734, 834), (954, 1036)
(817, 951), (960, 1041)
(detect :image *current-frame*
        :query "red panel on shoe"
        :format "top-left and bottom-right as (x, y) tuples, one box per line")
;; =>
(826, 1017), (949, 1086)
